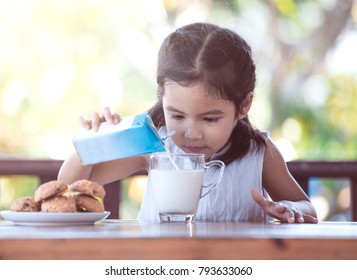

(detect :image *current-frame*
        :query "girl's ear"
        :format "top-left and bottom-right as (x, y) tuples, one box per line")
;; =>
(237, 92), (254, 120)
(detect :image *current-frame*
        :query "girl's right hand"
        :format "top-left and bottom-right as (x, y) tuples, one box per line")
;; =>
(78, 107), (121, 131)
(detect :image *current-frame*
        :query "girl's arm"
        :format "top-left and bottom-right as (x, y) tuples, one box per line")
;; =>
(58, 152), (148, 185)
(252, 138), (318, 223)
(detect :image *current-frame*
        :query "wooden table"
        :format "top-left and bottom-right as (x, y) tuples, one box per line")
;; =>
(1, 219), (357, 260)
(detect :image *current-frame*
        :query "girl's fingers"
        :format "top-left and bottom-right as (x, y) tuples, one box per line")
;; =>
(102, 107), (114, 124)
(276, 203), (300, 223)
(79, 108), (121, 131)
(101, 107), (121, 124)
(303, 214), (318, 224)
(252, 190), (307, 223)
(112, 113), (121, 124)
(286, 211), (296, 223)
(79, 116), (91, 130)
(251, 189), (267, 207)
(295, 212), (305, 223)
(91, 112), (101, 131)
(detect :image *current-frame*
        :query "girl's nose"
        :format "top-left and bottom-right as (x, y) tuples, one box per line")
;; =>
(184, 121), (203, 140)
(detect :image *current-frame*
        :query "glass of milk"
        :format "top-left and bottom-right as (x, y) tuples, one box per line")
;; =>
(150, 153), (225, 222)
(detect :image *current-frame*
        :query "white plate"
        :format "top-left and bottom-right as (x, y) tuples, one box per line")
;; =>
(0, 210), (110, 226)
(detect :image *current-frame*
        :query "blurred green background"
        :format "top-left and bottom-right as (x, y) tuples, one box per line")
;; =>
(0, 0), (356, 220)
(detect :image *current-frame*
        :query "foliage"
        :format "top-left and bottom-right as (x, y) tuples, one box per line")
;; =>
(0, 0), (356, 160)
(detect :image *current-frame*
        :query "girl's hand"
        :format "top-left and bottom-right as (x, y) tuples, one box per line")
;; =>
(251, 189), (318, 224)
(78, 107), (121, 131)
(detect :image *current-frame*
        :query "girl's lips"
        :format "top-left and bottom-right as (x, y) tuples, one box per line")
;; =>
(185, 146), (205, 153)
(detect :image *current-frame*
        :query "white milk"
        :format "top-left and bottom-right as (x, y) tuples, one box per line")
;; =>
(151, 169), (204, 214)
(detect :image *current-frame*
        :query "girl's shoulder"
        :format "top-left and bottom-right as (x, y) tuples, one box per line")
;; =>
(249, 129), (269, 152)
(227, 132), (269, 167)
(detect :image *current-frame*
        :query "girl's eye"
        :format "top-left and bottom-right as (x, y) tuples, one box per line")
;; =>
(171, 114), (184, 120)
(204, 117), (220, 123)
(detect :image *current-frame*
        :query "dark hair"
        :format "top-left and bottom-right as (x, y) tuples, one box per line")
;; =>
(149, 22), (266, 164)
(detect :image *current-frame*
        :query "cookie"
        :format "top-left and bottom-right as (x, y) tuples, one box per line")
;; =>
(11, 197), (40, 212)
(74, 194), (105, 212)
(41, 195), (76, 213)
(34, 180), (68, 203)
(69, 179), (106, 198)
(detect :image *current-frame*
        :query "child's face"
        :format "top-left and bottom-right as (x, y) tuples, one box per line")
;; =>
(162, 81), (238, 159)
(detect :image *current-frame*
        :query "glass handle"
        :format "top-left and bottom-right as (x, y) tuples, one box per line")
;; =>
(200, 160), (225, 198)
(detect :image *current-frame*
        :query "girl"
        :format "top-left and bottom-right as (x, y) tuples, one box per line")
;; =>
(58, 22), (318, 224)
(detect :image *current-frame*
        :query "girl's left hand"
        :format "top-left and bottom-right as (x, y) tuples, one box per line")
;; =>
(251, 189), (318, 224)
(79, 107), (121, 131)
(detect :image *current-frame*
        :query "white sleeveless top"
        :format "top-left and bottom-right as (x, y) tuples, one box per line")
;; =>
(137, 127), (270, 223)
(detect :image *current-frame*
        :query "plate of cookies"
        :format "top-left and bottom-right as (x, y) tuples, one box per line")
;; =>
(0, 210), (110, 226)
(0, 179), (110, 226)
